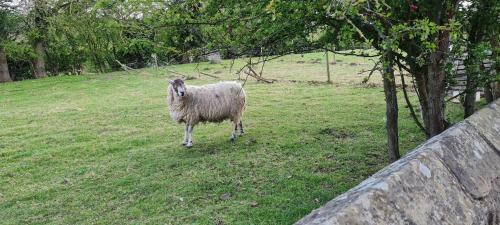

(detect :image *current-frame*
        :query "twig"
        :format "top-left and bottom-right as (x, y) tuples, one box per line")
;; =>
(398, 62), (428, 136)
(245, 66), (275, 83)
(259, 55), (268, 77)
(199, 71), (219, 78)
(346, 18), (371, 43)
(321, 47), (380, 58)
(446, 90), (466, 102)
(195, 62), (201, 78)
(115, 60), (133, 73)
(165, 68), (187, 78)
(229, 58), (236, 73)
(361, 60), (381, 83)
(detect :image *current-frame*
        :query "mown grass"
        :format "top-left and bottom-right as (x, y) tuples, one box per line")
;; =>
(0, 51), (463, 224)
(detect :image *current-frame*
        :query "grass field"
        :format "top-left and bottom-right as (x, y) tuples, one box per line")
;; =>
(0, 52), (463, 224)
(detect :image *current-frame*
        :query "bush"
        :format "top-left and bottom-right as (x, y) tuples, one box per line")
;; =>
(4, 41), (36, 80)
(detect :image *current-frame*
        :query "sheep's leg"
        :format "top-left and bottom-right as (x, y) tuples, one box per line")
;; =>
(239, 120), (245, 135)
(182, 124), (189, 146)
(230, 122), (238, 142)
(186, 124), (194, 148)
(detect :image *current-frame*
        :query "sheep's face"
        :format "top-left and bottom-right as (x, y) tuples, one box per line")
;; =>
(169, 79), (186, 97)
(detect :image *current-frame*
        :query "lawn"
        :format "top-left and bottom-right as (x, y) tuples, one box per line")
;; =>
(0, 52), (461, 224)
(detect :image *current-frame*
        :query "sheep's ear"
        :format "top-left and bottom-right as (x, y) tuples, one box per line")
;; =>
(168, 80), (174, 84)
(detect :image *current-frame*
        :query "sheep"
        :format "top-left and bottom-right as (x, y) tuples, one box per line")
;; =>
(167, 79), (246, 147)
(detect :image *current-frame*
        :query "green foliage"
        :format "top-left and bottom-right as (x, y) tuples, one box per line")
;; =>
(2, 0), (211, 77)
(0, 2), (22, 46)
(4, 41), (36, 80)
(449, 0), (500, 89)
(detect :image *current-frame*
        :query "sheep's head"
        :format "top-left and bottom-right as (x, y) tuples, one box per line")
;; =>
(169, 79), (186, 97)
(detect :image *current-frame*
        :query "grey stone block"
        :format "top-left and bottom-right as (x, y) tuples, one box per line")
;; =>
(465, 100), (500, 150)
(296, 99), (500, 225)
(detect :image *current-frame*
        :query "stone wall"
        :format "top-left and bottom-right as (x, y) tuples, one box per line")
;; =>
(296, 99), (500, 225)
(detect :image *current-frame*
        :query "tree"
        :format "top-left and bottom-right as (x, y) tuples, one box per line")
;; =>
(191, 0), (463, 160)
(457, 0), (500, 117)
(0, 1), (17, 82)
(25, 0), (50, 78)
(355, 1), (460, 137)
(0, 46), (10, 83)
(381, 52), (400, 161)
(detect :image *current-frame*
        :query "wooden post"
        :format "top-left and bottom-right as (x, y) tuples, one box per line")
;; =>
(332, 46), (336, 64)
(325, 50), (331, 83)
(152, 53), (158, 69)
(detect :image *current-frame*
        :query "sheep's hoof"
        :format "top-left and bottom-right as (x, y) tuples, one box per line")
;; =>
(230, 137), (236, 142)
(185, 143), (193, 148)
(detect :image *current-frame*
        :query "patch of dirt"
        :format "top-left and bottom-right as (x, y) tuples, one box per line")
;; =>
(322, 183), (333, 190)
(284, 80), (332, 85)
(310, 59), (322, 64)
(206, 148), (218, 155)
(307, 80), (332, 85)
(246, 138), (257, 146)
(296, 61), (305, 64)
(325, 154), (335, 161)
(213, 70), (223, 74)
(349, 62), (358, 66)
(319, 128), (352, 139)
(220, 193), (231, 201)
(184, 75), (196, 80)
(314, 165), (339, 173)
(364, 83), (383, 88)
(214, 218), (225, 225)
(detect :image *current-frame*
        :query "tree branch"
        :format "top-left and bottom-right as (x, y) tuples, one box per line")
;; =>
(397, 61), (429, 136)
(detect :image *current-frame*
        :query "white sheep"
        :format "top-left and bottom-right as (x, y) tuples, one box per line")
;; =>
(167, 79), (246, 147)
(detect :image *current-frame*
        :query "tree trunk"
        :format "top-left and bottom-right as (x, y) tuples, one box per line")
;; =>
(33, 41), (47, 78)
(0, 48), (12, 83)
(463, 54), (478, 118)
(413, 68), (431, 137)
(417, 0), (458, 137)
(491, 37), (500, 100)
(382, 53), (400, 162)
(426, 50), (447, 136)
(412, 52), (448, 138)
(484, 86), (494, 103)
(463, 79), (477, 118)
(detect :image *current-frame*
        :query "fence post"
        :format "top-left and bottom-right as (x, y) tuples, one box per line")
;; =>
(325, 50), (331, 83)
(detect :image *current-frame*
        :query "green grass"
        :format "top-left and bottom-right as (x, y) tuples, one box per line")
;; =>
(0, 51), (463, 224)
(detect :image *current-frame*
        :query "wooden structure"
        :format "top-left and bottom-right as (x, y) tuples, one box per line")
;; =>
(448, 52), (494, 102)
